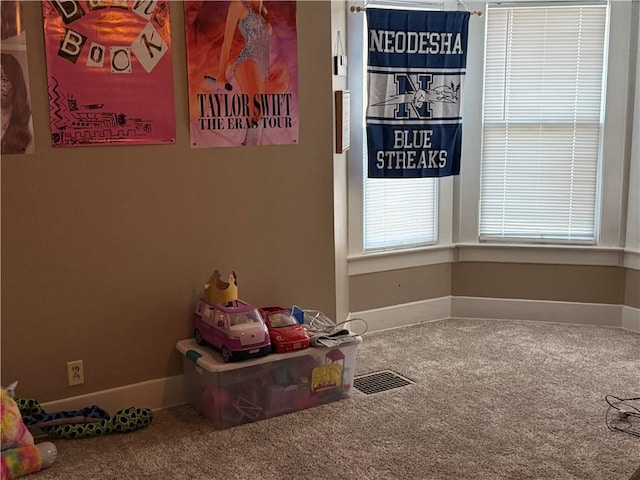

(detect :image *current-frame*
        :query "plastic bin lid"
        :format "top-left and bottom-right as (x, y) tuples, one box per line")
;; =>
(176, 338), (359, 373)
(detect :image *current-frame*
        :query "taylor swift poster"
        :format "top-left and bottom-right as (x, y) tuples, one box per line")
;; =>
(185, 0), (299, 148)
(42, 0), (176, 147)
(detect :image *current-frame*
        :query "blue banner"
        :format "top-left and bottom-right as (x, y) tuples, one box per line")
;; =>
(366, 9), (469, 178)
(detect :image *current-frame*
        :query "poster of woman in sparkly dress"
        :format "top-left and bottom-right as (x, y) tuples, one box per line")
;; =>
(42, 0), (176, 147)
(185, 0), (299, 148)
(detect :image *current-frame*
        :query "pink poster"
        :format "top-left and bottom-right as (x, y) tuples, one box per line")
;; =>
(185, 0), (299, 148)
(2, 0), (35, 155)
(42, 0), (176, 147)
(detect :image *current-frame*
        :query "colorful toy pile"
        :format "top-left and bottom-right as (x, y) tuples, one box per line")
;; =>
(1, 380), (154, 479)
(1, 383), (56, 480)
(180, 269), (364, 429)
(193, 270), (365, 363)
(177, 337), (358, 429)
(194, 270), (312, 362)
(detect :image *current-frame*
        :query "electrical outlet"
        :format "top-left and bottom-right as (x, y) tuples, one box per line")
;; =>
(67, 360), (84, 386)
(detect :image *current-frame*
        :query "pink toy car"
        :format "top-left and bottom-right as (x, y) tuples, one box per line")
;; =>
(259, 306), (310, 353)
(193, 299), (271, 362)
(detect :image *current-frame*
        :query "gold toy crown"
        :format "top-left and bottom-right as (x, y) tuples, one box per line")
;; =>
(204, 270), (238, 304)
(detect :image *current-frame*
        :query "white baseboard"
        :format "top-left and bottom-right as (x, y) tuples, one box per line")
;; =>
(41, 375), (186, 415)
(42, 297), (636, 413)
(349, 297), (451, 333)
(621, 306), (640, 332)
(451, 296), (622, 328)
(352, 296), (627, 332)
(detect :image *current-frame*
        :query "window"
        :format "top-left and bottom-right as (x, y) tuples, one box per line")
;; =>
(479, 3), (608, 243)
(364, 178), (438, 251)
(348, 2), (443, 256)
(348, 0), (632, 272)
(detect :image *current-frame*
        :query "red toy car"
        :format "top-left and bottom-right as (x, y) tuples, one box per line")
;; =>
(259, 306), (310, 353)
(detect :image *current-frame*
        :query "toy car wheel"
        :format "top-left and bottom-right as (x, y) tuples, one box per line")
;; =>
(194, 329), (204, 345)
(221, 346), (232, 363)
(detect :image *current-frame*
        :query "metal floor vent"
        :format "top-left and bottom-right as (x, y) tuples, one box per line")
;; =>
(353, 370), (415, 395)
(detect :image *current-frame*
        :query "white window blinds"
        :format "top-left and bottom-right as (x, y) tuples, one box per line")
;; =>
(479, 3), (608, 243)
(364, 176), (437, 250)
(362, 2), (439, 252)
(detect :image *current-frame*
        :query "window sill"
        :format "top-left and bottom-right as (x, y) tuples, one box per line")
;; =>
(348, 245), (456, 275)
(348, 243), (637, 276)
(456, 243), (625, 267)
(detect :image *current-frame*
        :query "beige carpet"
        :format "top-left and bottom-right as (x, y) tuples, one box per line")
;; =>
(32, 318), (639, 480)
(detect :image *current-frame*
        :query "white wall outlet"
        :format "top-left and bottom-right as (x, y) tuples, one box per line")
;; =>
(67, 360), (84, 386)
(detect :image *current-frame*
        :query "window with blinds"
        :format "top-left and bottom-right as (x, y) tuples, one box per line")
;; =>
(479, 3), (608, 243)
(362, 2), (439, 252)
(364, 176), (437, 250)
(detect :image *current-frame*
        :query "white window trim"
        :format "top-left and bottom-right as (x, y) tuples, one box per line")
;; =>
(459, 1), (632, 248)
(347, 1), (637, 274)
(346, 0), (455, 264)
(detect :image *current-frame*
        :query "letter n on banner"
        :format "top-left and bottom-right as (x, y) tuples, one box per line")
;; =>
(366, 9), (469, 178)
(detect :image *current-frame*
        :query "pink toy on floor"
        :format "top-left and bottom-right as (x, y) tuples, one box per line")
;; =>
(1, 382), (56, 480)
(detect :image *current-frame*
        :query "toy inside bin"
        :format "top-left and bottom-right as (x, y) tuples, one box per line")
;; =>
(289, 306), (335, 332)
(290, 306), (305, 324)
(177, 338), (359, 429)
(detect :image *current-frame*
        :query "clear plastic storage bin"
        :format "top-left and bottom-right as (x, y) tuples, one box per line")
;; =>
(176, 338), (359, 429)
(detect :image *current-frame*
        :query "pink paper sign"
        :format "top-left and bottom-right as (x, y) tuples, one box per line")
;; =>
(42, 0), (176, 147)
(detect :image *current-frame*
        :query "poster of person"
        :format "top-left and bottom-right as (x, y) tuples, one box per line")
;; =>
(42, 0), (176, 147)
(1, 0), (35, 155)
(184, 0), (299, 148)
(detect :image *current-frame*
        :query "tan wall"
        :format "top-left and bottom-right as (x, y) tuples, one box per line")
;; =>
(625, 268), (640, 309)
(1, 2), (337, 402)
(349, 264), (452, 312)
(351, 261), (633, 313)
(452, 262), (625, 304)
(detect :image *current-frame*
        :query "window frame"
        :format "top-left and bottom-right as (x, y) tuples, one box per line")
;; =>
(347, 0), (635, 275)
(479, 0), (610, 245)
(346, 1), (455, 274)
(459, 0), (631, 250)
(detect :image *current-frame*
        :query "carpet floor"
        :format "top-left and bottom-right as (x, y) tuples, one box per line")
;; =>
(31, 318), (639, 480)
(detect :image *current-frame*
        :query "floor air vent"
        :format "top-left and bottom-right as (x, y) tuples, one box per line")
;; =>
(353, 370), (415, 395)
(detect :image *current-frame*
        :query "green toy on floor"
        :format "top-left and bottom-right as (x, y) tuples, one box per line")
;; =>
(16, 397), (153, 440)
